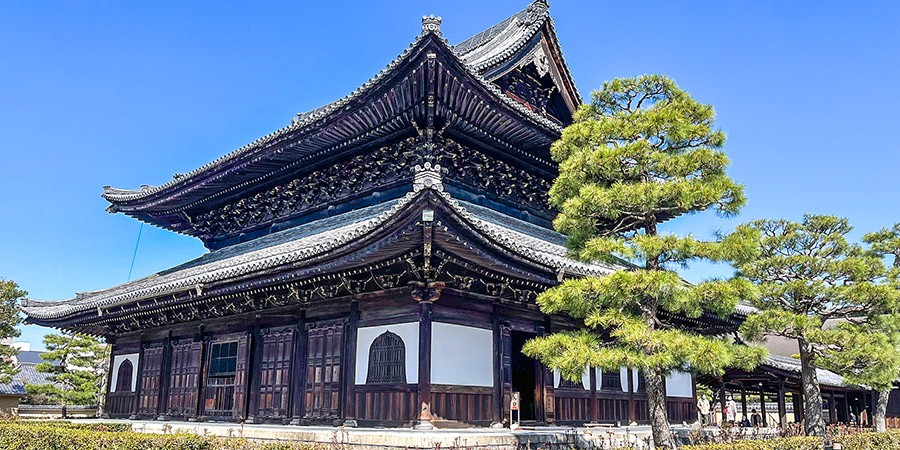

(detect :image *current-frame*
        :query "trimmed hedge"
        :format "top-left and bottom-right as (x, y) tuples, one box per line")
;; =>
(681, 437), (823, 450)
(834, 431), (900, 450)
(0, 421), (321, 450)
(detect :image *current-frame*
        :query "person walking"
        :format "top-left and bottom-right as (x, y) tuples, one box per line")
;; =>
(697, 395), (711, 426)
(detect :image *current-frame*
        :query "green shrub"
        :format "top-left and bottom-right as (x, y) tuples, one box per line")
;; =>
(681, 436), (823, 450)
(0, 421), (321, 450)
(834, 431), (900, 450)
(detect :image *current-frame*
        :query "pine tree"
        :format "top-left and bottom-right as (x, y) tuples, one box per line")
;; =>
(28, 332), (108, 418)
(0, 279), (25, 384)
(523, 75), (766, 448)
(733, 215), (900, 437)
(859, 223), (900, 431)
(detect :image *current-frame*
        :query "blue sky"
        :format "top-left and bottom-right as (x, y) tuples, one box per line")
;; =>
(1, 1), (898, 350)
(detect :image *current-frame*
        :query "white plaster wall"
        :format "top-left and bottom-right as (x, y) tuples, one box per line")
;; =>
(110, 353), (139, 392)
(554, 368), (591, 389)
(666, 370), (694, 398)
(356, 323), (419, 385)
(432, 323), (493, 387)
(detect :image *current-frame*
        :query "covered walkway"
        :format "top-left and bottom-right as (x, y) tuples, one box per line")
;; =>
(698, 355), (871, 429)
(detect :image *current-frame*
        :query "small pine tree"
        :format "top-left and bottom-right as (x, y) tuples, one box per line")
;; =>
(29, 332), (108, 418)
(0, 279), (25, 384)
(733, 215), (900, 437)
(523, 75), (766, 448)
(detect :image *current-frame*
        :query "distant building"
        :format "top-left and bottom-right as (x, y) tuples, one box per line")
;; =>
(0, 351), (57, 416)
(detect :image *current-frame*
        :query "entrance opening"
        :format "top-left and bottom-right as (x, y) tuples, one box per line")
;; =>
(510, 331), (537, 421)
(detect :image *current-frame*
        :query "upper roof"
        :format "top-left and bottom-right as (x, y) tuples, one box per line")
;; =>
(100, 1), (580, 244)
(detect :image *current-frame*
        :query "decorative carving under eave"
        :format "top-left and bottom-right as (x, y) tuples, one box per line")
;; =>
(189, 138), (422, 241)
(410, 281), (445, 303)
(495, 68), (555, 114)
(439, 139), (553, 214)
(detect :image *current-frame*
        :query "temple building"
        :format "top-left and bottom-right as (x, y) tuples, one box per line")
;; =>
(21, 1), (741, 428)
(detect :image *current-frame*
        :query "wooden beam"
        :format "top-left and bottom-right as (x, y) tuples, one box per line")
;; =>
(720, 378), (727, 426)
(491, 304), (502, 424)
(760, 384), (768, 427)
(289, 311), (307, 425)
(628, 369), (636, 423)
(101, 339), (116, 418)
(415, 300), (434, 429)
(777, 382), (786, 428)
(344, 301), (359, 422)
(590, 367), (598, 423)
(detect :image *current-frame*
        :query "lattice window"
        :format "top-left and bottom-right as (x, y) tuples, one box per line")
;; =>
(115, 360), (133, 392)
(558, 375), (585, 390)
(209, 341), (238, 376)
(601, 370), (622, 391)
(366, 331), (406, 384)
(637, 371), (646, 392)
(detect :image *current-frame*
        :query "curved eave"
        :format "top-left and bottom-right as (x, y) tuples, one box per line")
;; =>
(103, 32), (563, 221)
(24, 177), (618, 326)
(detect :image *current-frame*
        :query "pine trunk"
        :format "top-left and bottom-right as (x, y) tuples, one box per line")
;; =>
(645, 369), (675, 449)
(798, 339), (825, 437)
(876, 388), (889, 432)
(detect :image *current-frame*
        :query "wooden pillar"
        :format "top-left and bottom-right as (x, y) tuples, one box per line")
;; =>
(760, 385), (768, 427)
(777, 382), (786, 428)
(796, 389), (805, 425)
(247, 320), (263, 423)
(157, 332), (173, 420)
(829, 391), (837, 424)
(590, 368), (599, 423)
(628, 369), (636, 423)
(843, 393), (851, 424)
(491, 305), (502, 424)
(719, 378), (727, 426)
(130, 337), (145, 420)
(344, 301), (359, 422)
(415, 300), (434, 429)
(740, 382), (748, 420)
(289, 310), (307, 425)
(540, 318), (555, 424)
(101, 339), (116, 418)
(192, 326), (206, 421)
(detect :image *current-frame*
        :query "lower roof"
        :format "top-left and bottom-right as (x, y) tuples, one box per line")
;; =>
(22, 166), (619, 323)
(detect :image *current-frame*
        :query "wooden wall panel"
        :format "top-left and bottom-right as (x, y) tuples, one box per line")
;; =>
(257, 327), (294, 421)
(106, 392), (135, 417)
(355, 384), (417, 423)
(304, 322), (344, 420)
(667, 397), (696, 423)
(431, 385), (492, 423)
(555, 389), (591, 423)
(136, 345), (164, 417)
(166, 340), (202, 418)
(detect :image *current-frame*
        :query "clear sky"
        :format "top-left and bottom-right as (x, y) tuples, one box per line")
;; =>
(1, 1), (898, 351)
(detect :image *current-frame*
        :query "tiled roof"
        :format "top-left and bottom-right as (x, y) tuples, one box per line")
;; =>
(765, 354), (847, 388)
(102, 1), (566, 205)
(0, 363), (55, 396)
(23, 168), (619, 321)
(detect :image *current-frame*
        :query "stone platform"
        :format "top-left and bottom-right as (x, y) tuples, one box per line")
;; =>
(74, 419), (687, 449)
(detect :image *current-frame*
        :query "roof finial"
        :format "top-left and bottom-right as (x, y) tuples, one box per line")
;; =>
(422, 15), (442, 37)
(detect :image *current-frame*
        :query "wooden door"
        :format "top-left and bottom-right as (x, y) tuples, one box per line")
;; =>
(304, 321), (344, 420)
(166, 340), (202, 418)
(257, 327), (294, 420)
(137, 344), (164, 417)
